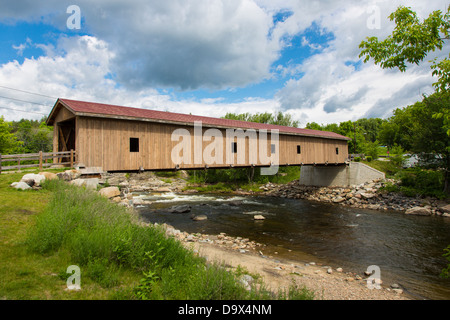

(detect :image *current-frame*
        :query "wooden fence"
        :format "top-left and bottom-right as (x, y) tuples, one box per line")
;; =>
(0, 150), (76, 173)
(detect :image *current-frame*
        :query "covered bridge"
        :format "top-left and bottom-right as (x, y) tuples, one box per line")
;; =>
(46, 98), (351, 172)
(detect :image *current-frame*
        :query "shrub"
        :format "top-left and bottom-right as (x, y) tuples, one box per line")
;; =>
(354, 157), (361, 162)
(394, 168), (446, 199)
(441, 246), (450, 279)
(366, 156), (373, 162)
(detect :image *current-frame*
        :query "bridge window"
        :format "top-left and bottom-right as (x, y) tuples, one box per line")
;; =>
(231, 142), (237, 153)
(336, 147), (339, 155)
(130, 138), (139, 152)
(271, 144), (276, 154)
(297, 145), (301, 154)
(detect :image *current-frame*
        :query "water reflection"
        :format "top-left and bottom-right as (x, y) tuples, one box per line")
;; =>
(138, 192), (450, 300)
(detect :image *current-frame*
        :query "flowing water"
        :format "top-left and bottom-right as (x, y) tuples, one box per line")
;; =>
(137, 192), (450, 300)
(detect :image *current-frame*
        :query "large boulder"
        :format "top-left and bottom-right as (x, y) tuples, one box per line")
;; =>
(39, 172), (58, 180)
(169, 205), (191, 214)
(20, 173), (46, 186)
(70, 178), (99, 190)
(99, 186), (121, 198)
(57, 169), (81, 181)
(405, 206), (432, 216)
(440, 204), (450, 214)
(84, 178), (99, 190)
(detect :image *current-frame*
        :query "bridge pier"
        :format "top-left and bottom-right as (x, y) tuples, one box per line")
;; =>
(299, 162), (385, 187)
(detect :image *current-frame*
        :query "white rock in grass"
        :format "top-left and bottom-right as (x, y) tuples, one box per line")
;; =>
(13, 181), (32, 190)
(21, 173), (46, 186)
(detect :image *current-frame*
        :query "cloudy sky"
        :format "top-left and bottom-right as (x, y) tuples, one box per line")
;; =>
(0, 0), (448, 126)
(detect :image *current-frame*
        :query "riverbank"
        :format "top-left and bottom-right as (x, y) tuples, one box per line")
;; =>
(8, 170), (447, 300)
(263, 179), (450, 216)
(150, 222), (410, 300)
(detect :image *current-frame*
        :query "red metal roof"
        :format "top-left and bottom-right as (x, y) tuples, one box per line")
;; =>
(53, 98), (350, 140)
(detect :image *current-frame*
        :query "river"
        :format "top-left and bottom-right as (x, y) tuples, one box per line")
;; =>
(136, 192), (450, 300)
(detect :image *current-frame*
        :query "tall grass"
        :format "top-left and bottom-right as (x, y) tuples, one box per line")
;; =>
(27, 180), (314, 300)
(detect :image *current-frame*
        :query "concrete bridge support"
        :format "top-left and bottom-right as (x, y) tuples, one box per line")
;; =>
(299, 162), (385, 187)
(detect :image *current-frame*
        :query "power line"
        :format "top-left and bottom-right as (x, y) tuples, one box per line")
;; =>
(0, 105), (47, 116)
(0, 94), (51, 106)
(0, 85), (57, 99)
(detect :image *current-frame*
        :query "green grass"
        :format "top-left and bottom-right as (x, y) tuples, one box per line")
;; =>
(0, 170), (315, 300)
(362, 159), (402, 178)
(0, 169), (140, 299)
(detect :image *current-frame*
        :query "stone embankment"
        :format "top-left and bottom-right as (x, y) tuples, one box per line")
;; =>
(263, 179), (450, 217)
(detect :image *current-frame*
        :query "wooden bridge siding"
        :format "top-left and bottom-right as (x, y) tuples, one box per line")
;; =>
(75, 117), (349, 171)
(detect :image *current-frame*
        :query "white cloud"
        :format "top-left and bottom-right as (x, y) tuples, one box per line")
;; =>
(0, 34), (283, 121)
(272, 0), (447, 124)
(0, 0), (448, 126)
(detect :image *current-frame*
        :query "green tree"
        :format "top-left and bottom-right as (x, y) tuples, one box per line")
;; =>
(223, 111), (299, 128)
(359, 5), (450, 91)
(305, 122), (323, 131)
(355, 118), (384, 143)
(359, 5), (450, 136)
(377, 107), (415, 151)
(10, 117), (53, 153)
(338, 120), (366, 154)
(362, 140), (382, 160)
(380, 92), (449, 192)
(0, 116), (22, 154)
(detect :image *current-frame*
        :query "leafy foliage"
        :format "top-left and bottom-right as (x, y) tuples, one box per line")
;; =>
(223, 111), (299, 128)
(0, 116), (22, 154)
(359, 5), (450, 139)
(0, 116), (52, 154)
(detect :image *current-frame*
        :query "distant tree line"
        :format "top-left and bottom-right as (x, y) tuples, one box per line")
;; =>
(0, 116), (52, 154)
(305, 91), (449, 193)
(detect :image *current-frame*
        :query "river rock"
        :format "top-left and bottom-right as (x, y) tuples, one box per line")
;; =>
(440, 204), (450, 214)
(254, 215), (266, 220)
(169, 205), (191, 213)
(192, 215), (208, 221)
(132, 197), (145, 205)
(360, 192), (375, 199)
(228, 200), (242, 206)
(333, 196), (345, 203)
(155, 187), (172, 192)
(405, 206), (432, 216)
(99, 186), (121, 198)
(391, 283), (401, 289)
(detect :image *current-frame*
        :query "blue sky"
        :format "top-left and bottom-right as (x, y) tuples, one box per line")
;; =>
(0, 0), (446, 125)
